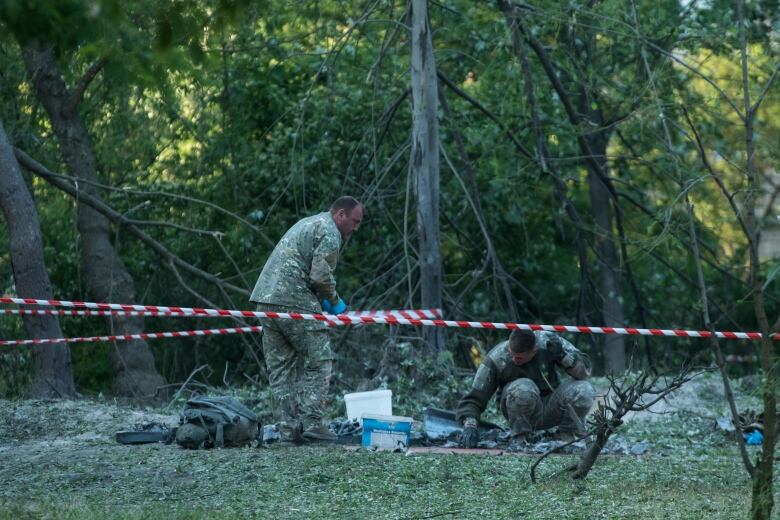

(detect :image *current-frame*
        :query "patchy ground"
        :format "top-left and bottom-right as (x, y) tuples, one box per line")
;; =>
(0, 373), (770, 519)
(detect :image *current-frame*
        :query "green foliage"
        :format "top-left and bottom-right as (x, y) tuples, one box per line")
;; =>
(0, 0), (778, 392)
(0, 348), (31, 398)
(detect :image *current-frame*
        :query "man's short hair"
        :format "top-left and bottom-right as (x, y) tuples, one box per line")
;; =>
(509, 329), (537, 353)
(330, 196), (362, 214)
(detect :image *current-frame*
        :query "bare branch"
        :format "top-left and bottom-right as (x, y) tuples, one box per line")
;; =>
(509, 27), (598, 326)
(641, 41), (745, 122)
(682, 108), (752, 242)
(751, 62), (780, 115)
(437, 71), (534, 160)
(64, 57), (107, 116)
(561, 367), (697, 480)
(15, 147), (250, 298)
(165, 364), (209, 409)
(439, 86), (521, 320)
(11, 164), (276, 247)
(498, 3), (619, 201)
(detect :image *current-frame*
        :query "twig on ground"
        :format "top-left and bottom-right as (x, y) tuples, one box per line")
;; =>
(166, 365), (209, 409)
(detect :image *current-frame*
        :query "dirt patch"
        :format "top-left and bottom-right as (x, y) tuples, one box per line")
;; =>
(0, 398), (178, 445)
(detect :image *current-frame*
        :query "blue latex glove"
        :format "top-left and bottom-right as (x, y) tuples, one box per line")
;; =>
(321, 298), (347, 314)
(745, 430), (763, 446)
(331, 298), (347, 314)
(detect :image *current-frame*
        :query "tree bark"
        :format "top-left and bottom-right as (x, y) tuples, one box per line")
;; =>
(20, 40), (164, 398)
(571, 422), (614, 479)
(0, 119), (77, 398)
(584, 134), (626, 374)
(410, 0), (444, 352)
(737, 0), (776, 515)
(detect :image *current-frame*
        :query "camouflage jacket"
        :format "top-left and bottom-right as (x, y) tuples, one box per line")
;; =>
(249, 212), (342, 312)
(455, 331), (591, 422)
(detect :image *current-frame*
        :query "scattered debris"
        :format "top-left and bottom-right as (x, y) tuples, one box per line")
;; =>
(103, 408), (654, 456)
(261, 424), (281, 444)
(328, 418), (361, 437)
(629, 441), (649, 455)
(420, 410), (651, 456)
(716, 416), (736, 434)
(115, 422), (173, 445)
(422, 407), (501, 440)
(745, 430), (763, 445)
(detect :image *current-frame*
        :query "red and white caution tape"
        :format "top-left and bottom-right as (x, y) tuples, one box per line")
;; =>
(0, 307), (441, 331)
(1, 296), (776, 341)
(2, 308), (183, 318)
(346, 309), (442, 319)
(0, 325), (263, 346)
(0, 307), (440, 321)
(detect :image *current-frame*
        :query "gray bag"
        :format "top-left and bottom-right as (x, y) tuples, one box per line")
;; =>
(175, 396), (259, 449)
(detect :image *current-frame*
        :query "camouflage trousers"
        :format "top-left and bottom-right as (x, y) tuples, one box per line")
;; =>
(257, 304), (334, 430)
(501, 378), (595, 436)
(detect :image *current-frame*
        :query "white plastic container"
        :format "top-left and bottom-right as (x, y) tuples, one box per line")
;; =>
(343, 389), (393, 423)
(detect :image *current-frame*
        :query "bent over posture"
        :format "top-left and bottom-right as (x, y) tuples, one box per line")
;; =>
(456, 329), (594, 447)
(250, 196), (363, 443)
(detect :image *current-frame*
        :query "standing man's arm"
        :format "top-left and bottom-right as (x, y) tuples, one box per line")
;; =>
(310, 227), (343, 311)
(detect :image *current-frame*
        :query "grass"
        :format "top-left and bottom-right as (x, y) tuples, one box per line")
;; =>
(0, 372), (769, 519)
(0, 428), (758, 519)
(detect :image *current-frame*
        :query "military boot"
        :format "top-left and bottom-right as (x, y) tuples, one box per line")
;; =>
(277, 421), (305, 446)
(302, 423), (338, 442)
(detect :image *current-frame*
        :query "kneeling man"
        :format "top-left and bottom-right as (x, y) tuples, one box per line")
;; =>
(456, 329), (594, 447)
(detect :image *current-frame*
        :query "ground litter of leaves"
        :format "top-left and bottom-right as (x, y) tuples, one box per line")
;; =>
(0, 373), (771, 519)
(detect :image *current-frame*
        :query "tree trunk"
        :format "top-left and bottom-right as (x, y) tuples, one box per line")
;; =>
(585, 135), (626, 375)
(571, 422), (614, 479)
(738, 0), (776, 512)
(410, 0), (444, 352)
(20, 40), (164, 398)
(0, 119), (77, 398)
(569, 14), (626, 374)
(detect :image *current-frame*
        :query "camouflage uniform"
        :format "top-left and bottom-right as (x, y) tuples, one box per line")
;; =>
(456, 331), (594, 437)
(250, 212), (342, 431)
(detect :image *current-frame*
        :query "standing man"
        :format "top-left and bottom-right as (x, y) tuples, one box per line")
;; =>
(456, 329), (594, 448)
(251, 196), (363, 443)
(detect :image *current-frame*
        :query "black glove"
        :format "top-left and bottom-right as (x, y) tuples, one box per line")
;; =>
(459, 418), (479, 448)
(547, 335), (565, 361)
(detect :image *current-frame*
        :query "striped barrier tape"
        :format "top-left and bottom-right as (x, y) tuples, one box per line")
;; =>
(0, 307), (441, 321)
(0, 304), (442, 345)
(0, 296), (776, 341)
(0, 325), (768, 350)
(0, 326), (263, 346)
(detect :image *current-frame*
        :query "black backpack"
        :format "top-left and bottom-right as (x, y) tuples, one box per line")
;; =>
(175, 396), (259, 449)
